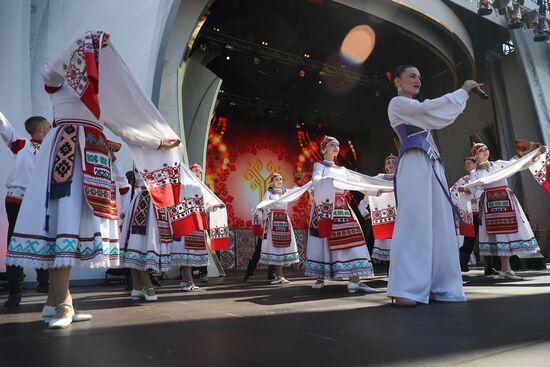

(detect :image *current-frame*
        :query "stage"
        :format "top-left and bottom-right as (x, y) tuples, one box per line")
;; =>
(1, 268), (550, 366)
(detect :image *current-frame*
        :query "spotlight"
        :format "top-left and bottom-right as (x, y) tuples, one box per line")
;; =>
(226, 56), (231, 60)
(199, 43), (208, 51)
(508, 2), (523, 29)
(477, 0), (493, 16)
(493, 0), (511, 16)
(523, 9), (539, 29)
(534, 16), (550, 42)
(298, 70), (305, 77)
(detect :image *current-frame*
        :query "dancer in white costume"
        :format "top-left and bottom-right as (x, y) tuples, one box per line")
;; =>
(386, 65), (480, 306)
(462, 143), (546, 280)
(358, 154), (397, 262)
(179, 163), (223, 292)
(5, 31), (182, 329)
(306, 137), (388, 293)
(258, 173), (300, 284)
(253, 137), (392, 293)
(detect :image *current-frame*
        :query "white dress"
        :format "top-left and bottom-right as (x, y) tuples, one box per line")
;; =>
(386, 90), (468, 304)
(469, 161), (539, 257)
(259, 190), (300, 267)
(358, 174), (395, 261)
(119, 174), (199, 272)
(305, 162), (373, 280)
(6, 79), (155, 269)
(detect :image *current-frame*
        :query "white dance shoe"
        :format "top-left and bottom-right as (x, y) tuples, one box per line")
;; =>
(312, 280), (325, 289)
(142, 288), (158, 302)
(131, 289), (143, 300)
(347, 282), (377, 294)
(270, 277), (290, 285)
(43, 304), (92, 323)
(496, 270), (524, 280)
(181, 282), (200, 292)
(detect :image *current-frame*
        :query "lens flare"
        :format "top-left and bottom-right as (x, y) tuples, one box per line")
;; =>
(340, 25), (375, 65)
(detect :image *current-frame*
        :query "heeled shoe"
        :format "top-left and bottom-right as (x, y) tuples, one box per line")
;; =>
(312, 280), (325, 289)
(347, 282), (377, 294)
(391, 297), (417, 307)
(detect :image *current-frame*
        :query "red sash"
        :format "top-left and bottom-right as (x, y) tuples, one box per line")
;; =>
(271, 210), (292, 247)
(327, 194), (365, 251)
(484, 187), (518, 234)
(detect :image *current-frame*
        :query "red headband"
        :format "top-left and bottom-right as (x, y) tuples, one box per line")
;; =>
(471, 143), (487, 157)
(320, 136), (338, 152)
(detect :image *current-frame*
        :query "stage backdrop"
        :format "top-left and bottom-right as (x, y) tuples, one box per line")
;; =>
(204, 115), (359, 270)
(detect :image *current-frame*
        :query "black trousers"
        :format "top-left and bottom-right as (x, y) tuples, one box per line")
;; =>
(460, 214), (500, 270)
(6, 201), (49, 295)
(245, 237), (274, 277)
(460, 214), (479, 268)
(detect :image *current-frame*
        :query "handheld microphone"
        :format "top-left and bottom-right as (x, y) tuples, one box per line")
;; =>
(472, 87), (489, 100)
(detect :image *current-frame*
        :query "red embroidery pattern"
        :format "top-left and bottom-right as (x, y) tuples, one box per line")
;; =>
(185, 231), (207, 249)
(484, 187), (518, 234)
(327, 195), (365, 251)
(155, 208), (173, 243)
(51, 125), (77, 193)
(131, 190), (150, 235)
(271, 211), (292, 247)
(82, 126), (117, 219)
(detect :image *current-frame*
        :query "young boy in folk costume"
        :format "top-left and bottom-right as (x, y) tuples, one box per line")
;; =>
(1, 112), (51, 307)
(461, 143), (547, 280)
(359, 154), (397, 263)
(4, 30), (218, 329)
(450, 157), (478, 273)
(257, 173), (300, 284)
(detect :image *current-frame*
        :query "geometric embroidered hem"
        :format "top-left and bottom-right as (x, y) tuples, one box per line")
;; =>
(6, 233), (119, 269)
(372, 247), (390, 261)
(479, 237), (539, 257)
(304, 259), (373, 280)
(121, 249), (188, 273)
(259, 252), (300, 267)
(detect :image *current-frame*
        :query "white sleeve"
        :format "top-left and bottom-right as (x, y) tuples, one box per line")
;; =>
(103, 120), (162, 149)
(388, 89), (469, 130)
(112, 158), (130, 190)
(40, 64), (64, 88)
(358, 197), (370, 217)
(0, 111), (18, 147)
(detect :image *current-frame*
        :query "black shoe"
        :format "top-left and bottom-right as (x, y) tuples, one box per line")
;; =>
(151, 277), (162, 287)
(267, 272), (276, 281)
(460, 264), (470, 273)
(243, 272), (253, 282)
(35, 282), (49, 294)
(4, 294), (22, 307)
(484, 266), (498, 276)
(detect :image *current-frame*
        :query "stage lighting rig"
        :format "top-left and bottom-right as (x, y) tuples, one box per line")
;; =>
(523, 9), (539, 29)
(508, 2), (524, 29)
(493, 0), (512, 15)
(534, 0), (549, 41)
(477, 0), (493, 16)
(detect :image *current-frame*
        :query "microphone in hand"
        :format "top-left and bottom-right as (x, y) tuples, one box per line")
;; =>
(472, 87), (489, 100)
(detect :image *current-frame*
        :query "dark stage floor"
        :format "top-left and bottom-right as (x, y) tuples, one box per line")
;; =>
(1, 268), (550, 366)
